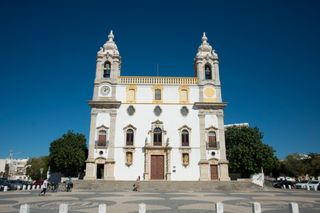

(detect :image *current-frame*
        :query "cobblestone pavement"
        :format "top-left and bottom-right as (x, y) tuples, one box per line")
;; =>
(0, 189), (319, 213)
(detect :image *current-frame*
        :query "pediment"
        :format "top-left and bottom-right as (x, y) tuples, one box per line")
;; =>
(97, 125), (109, 130)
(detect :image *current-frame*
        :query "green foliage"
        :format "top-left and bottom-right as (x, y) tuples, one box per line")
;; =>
(280, 153), (320, 177)
(26, 156), (49, 180)
(225, 126), (279, 177)
(49, 130), (87, 177)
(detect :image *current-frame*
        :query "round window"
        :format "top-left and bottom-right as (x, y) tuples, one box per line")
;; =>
(99, 151), (104, 155)
(154, 106), (162, 116)
(127, 105), (135, 116)
(180, 106), (189, 116)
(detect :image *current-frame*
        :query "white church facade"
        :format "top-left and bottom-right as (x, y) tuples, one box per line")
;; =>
(84, 31), (230, 181)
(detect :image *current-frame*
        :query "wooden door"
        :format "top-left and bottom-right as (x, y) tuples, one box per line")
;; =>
(151, 155), (164, 180)
(210, 165), (218, 180)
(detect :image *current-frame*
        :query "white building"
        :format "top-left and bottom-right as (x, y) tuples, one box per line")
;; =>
(0, 158), (30, 180)
(85, 31), (230, 181)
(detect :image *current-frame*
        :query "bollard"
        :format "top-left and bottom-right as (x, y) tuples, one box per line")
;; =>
(17, 185), (21, 190)
(282, 185), (286, 189)
(139, 203), (146, 213)
(99, 204), (107, 213)
(27, 185), (31, 190)
(289, 202), (299, 213)
(3, 186), (8, 192)
(288, 185), (292, 190)
(314, 186), (317, 191)
(215, 202), (223, 213)
(59, 203), (68, 213)
(19, 204), (30, 213)
(22, 185), (26, 190)
(37, 185), (40, 190)
(32, 185), (36, 190)
(307, 185), (310, 190)
(252, 202), (261, 213)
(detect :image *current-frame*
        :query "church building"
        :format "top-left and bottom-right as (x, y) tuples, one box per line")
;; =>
(84, 31), (230, 181)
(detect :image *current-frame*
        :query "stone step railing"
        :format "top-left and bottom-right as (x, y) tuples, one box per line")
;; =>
(19, 202), (300, 213)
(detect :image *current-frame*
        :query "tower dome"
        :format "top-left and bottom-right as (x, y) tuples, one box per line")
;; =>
(196, 32), (218, 59)
(97, 30), (120, 56)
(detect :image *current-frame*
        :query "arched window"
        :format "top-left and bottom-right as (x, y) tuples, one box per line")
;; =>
(98, 130), (107, 146)
(126, 129), (134, 146)
(153, 127), (162, 146)
(103, 61), (111, 78)
(155, 89), (161, 100)
(205, 64), (212, 80)
(181, 129), (189, 146)
(208, 131), (217, 147)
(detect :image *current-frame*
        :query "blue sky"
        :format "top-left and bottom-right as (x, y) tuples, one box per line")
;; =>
(0, 0), (319, 160)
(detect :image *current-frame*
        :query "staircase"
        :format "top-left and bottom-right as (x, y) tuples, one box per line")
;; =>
(73, 180), (261, 192)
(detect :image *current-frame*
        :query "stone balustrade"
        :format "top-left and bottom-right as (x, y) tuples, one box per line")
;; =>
(118, 76), (198, 85)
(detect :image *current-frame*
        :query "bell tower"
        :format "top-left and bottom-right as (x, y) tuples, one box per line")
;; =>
(194, 33), (230, 181)
(84, 31), (122, 180)
(96, 30), (121, 81)
(194, 32), (220, 85)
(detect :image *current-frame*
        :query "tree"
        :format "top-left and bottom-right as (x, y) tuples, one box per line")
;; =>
(280, 153), (320, 177)
(26, 156), (49, 180)
(225, 126), (279, 178)
(49, 131), (87, 177)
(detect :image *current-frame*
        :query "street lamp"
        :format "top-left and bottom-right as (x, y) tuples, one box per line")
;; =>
(40, 168), (43, 180)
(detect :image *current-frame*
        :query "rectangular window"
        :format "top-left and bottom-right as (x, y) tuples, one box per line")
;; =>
(128, 89), (135, 102)
(155, 89), (161, 100)
(181, 89), (188, 102)
(208, 135), (217, 147)
(98, 134), (106, 146)
(126, 134), (133, 146)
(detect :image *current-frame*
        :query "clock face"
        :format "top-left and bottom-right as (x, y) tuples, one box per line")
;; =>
(100, 86), (111, 96)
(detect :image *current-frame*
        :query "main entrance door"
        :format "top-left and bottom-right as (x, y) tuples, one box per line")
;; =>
(151, 155), (164, 180)
(96, 164), (104, 179)
(210, 165), (219, 180)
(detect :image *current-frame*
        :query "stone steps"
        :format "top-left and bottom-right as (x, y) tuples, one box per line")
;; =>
(73, 180), (261, 192)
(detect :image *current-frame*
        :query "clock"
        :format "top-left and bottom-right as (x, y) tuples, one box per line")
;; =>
(100, 86), (111, 96)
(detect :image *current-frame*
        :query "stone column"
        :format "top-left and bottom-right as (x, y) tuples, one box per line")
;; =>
(105, 110), (117, 180)
(217, 110), (230, 181)
(144, 150), (150, 180)
(95, 59), (103, 81)
(213, 60), (221, 85)
(166, 149), (172, 180)
(198, 110), (209, 181)
(84, 110), (98, 180)
(196, 60), (203, 81)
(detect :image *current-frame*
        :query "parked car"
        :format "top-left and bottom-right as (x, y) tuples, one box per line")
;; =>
(0, 179), (17, 191)
(295, 180), (309, 189)
(8, 180), (32, 190)
(33, 179), (44, 186)
(277, 176), (296, 182)
(272, 180), (295, 188)
(307, 180), (320, 190)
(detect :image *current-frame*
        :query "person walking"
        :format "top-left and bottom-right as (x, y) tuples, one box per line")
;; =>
(39, 179), (48, 196)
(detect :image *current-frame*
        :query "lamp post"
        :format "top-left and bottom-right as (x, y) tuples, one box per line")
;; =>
(40, 168), (43, 180)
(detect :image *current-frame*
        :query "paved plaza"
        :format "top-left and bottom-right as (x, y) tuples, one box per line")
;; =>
(0, 188), (319, 213)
